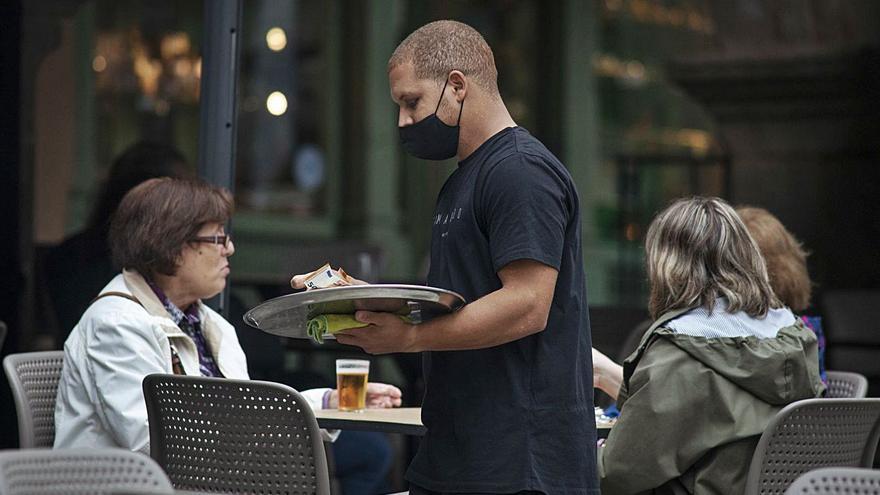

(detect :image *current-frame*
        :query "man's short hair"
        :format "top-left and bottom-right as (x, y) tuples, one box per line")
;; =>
(388, 20), (500, 97)
(110, 177), (233, 278)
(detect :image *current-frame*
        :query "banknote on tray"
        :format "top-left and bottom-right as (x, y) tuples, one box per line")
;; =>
(293, 262), (355, 290)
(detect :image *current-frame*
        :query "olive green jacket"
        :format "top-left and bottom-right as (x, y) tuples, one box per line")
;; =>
(598, 307), (825, 495)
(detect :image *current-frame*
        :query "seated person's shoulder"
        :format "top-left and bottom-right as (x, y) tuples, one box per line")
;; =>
(77, 296), (156, 340)
(83, 288), (143, 314)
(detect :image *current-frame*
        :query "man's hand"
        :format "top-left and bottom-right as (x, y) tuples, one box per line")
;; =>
(334, 311), (418, 354)
(328, 382), (403, 409)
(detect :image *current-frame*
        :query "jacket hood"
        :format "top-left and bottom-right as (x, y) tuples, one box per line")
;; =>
(631, 305), (824, 406)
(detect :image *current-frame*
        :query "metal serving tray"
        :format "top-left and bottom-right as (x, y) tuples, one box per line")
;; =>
(243, 284), (466, 339)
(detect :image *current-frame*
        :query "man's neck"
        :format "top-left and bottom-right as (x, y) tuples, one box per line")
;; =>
(457, 100), (516, 161)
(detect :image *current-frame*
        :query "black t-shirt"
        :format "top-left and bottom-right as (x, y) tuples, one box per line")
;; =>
(406, 127), (598, 494)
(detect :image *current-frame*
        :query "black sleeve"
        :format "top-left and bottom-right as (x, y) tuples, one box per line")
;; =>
(478, 154), (570, 273)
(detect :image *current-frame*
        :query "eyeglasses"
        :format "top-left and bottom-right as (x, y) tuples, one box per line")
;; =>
(190, 234), (232, 248)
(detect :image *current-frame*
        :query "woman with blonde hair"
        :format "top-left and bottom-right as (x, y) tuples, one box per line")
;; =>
(592, 197), (824, 494)
(736, 206), (826, 384)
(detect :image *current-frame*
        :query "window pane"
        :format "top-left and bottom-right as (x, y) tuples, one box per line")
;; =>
(236, 0), (334, 220)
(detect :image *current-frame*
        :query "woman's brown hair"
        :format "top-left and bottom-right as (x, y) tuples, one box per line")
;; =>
(645, 197), (780, 319)
(109, 177), (233, 278)
(736, 206), (812, 312)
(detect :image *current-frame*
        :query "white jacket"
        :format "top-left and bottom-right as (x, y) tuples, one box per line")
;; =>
(54, 270), (330, 453)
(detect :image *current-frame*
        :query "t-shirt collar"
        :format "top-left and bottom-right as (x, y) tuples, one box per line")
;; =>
(458, 126), (519, 168)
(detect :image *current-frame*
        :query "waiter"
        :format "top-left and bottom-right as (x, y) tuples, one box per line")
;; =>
(296, 20), (598, 495)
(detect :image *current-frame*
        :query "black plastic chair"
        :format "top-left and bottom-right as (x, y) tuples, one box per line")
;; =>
(143, 374), (331, 495)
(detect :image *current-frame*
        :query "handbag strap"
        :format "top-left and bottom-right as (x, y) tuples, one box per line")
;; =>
(90, 291), (143, 307)
(89, 291), (186, 375)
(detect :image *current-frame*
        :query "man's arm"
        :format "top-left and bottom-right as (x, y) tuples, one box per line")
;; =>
(335, 259), (557, 354)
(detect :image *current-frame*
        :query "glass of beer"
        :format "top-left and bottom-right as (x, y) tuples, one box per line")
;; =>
(336, 359), (369, 412)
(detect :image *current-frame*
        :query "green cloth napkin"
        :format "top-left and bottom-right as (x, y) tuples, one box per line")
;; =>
(306, 314), (411, 344)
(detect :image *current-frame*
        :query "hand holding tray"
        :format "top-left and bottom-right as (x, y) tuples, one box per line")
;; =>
(243, 284), (466, 340)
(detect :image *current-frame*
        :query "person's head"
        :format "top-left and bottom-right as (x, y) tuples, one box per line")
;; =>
(89, 141), (189, 234)
(645, 196), (780, 319)
(388, 20), (502, 160)
(388, 20), (499, 97)
(736, 206), (811, 312)
(110, 177), (234, 300)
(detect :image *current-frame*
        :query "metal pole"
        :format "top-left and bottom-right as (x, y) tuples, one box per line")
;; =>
(198, 0), (242, 316)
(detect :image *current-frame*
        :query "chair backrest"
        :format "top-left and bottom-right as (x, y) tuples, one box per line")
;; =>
(826, 370), (869, 398)
(785, 467), (880, 494)
(2, 351), (65, 448)
(745, 398), (880, 495)
(0, 320), (7, 350)
(0, 448), (174, 494)
(143, 373), (331, 495)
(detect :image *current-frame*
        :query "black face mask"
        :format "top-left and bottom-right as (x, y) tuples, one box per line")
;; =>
(399, 78), (464, 161)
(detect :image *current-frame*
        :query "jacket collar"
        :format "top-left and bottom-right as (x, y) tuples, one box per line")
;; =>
(122, 270), (173, 319)
(121, 269), (229, 374)
(622, 307), (692, 386)
(122, 270), (194, 340)
(624, 305), (824, 404)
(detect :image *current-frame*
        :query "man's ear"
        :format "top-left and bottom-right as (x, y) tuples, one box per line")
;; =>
(448, 70), (468, 101)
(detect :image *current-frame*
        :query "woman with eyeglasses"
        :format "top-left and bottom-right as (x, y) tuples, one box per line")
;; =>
(54, 177), (402, 460)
